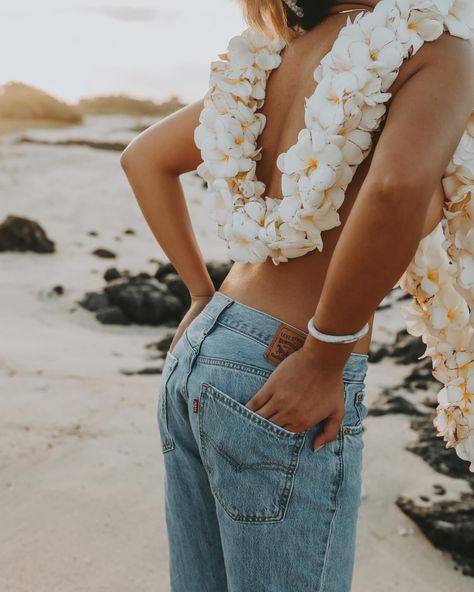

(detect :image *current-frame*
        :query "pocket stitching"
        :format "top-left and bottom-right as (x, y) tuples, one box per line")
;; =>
(201, 382), (307, 441)
(198, 383), (305, 523)
(342, 383), (366, 430)
(198, 356), (273, 378)
(202, 431), (292, 473)
(158, 351), (178, 453)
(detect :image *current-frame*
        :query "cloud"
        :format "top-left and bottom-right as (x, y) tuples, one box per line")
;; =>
(86, 5), (177, 23)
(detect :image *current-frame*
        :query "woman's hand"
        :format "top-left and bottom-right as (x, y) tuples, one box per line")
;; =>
(168, 295), (214, 353)
(244, 347), (345, 451)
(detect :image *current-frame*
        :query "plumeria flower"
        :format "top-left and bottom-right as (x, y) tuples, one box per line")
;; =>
(445, 0), (474, 39)
(223, 210), (270, 263)
(437, 375), (473, 411)
(280, 129), (342, 190)
(215, 115), (257, 159)
(396, 8), (444, 53)
(430, 284), (470, 344)
(435, 404), (470, 447)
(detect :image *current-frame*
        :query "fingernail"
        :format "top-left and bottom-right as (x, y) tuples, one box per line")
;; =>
(313, 444), (325, 453)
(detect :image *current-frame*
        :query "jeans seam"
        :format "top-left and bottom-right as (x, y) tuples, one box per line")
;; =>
(197, 356), (272, 378)
(158, 354), (178, 453)
(318, 429), (345, 591)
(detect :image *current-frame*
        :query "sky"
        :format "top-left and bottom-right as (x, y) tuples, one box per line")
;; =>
(0, 0), (245, 104)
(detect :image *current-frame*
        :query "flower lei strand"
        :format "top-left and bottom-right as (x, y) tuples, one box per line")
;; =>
(194, 0), (474, 471)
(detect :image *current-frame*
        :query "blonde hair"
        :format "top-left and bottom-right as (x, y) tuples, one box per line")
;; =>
(237, 0), (299, 43)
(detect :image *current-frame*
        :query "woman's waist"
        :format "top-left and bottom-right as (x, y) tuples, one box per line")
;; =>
(182, 291), (369, 383)
(218, 261), (374, 355)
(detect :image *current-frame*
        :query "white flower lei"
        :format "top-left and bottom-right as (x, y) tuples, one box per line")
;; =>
(194, 0), (474, 471)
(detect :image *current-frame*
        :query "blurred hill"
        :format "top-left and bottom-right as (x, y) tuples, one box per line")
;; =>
(0, 81), (82, 125)
(77, 94), (185, 116)
(0, 81), (185, 133)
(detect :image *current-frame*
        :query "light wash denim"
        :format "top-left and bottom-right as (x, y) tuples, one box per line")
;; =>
(157, 291), (369, 592)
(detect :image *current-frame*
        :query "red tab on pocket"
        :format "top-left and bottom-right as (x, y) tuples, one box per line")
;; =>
(193, 398), (199, 413)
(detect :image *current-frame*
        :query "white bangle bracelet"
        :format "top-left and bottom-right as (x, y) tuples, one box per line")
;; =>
(307, 317), (369, 344)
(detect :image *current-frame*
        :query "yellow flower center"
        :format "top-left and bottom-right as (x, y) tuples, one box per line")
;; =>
(235, 136), (244, 146)
(408, 22), (417, 30)
(308, 158), (318, 172)
(447, 309), (457, 321)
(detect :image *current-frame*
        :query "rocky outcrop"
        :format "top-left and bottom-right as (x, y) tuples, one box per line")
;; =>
(407, 416), (474, 484)
(395, 414), (474, 576)
(396, 492), (474, 576)
(366, 321), (474, 576)
(0, 215), (55, 253)
(78, 261), (232, 327)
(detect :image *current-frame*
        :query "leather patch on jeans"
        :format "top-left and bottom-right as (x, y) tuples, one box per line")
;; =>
(264, 322), (307, 366)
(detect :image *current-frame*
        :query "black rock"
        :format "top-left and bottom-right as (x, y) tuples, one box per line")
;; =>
(145, 334), (175, 354)
(103, 267), (122, 282)
(155, 262), (177, 281)
(88, 230), (99, 237)
(207, 260), (232, 289)
(398, 412), (474, 577)
(92, 248), (116, 259)
(0, 215), (55, 253)
(369, 387), (424, 416)
(78, 291), (110, 312)
(104, 276), (184, 325)
(396, 494), (474, 577)
(154, 260), (232, 293)
(407, 415), (474, 484)
(95, 306), (131, 325)
(121, 366), (163, 376)
(163, 273), (191, 308)
(367, 345), (391, 364)
(52, 285), (64, 296)
(123, 228), (135, 235)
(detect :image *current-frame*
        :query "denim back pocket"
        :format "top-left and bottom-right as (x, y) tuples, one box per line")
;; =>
(340, 380), (367, 436)
(198, 382), (306, 524)
(157, 350), (179, 453)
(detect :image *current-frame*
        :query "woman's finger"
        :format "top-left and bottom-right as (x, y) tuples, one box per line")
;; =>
(251, 397), (280, 420)
(312, 413), (343, 452)
(245, 387), (273, 412)
(266, 411), (296, 431)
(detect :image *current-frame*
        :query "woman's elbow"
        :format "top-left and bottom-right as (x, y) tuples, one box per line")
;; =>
(120, 143), (140, 174)
(367, 172), (432, 208)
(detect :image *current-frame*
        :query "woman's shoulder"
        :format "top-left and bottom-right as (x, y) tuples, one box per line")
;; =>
(389, 31), (474, 98)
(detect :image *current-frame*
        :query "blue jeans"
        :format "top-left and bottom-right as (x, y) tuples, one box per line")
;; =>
(158, 291), (369, 592)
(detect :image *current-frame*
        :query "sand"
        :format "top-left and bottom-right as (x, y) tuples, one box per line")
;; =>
(0, 117), (472, 591)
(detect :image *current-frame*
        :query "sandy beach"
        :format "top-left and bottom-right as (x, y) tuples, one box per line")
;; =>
(1, 115), (473, 591)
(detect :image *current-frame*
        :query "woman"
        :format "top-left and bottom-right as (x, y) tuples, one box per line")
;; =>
(121, 1), (474, 590)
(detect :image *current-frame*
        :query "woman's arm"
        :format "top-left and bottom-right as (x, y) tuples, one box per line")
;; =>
(304, 34), (474, 371)
(245, 34), (474, 449)
(120, 98), (215, 299)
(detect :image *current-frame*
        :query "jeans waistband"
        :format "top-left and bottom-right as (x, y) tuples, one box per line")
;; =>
(199, 291), (369, 383)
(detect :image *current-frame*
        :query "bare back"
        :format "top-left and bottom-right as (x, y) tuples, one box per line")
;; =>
(219, 13), (446, 354)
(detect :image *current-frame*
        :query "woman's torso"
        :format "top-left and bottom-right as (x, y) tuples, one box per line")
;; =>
(219, 10), (445, 355)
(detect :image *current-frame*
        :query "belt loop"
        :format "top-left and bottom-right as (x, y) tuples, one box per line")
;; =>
(201, 292), (234, 338)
